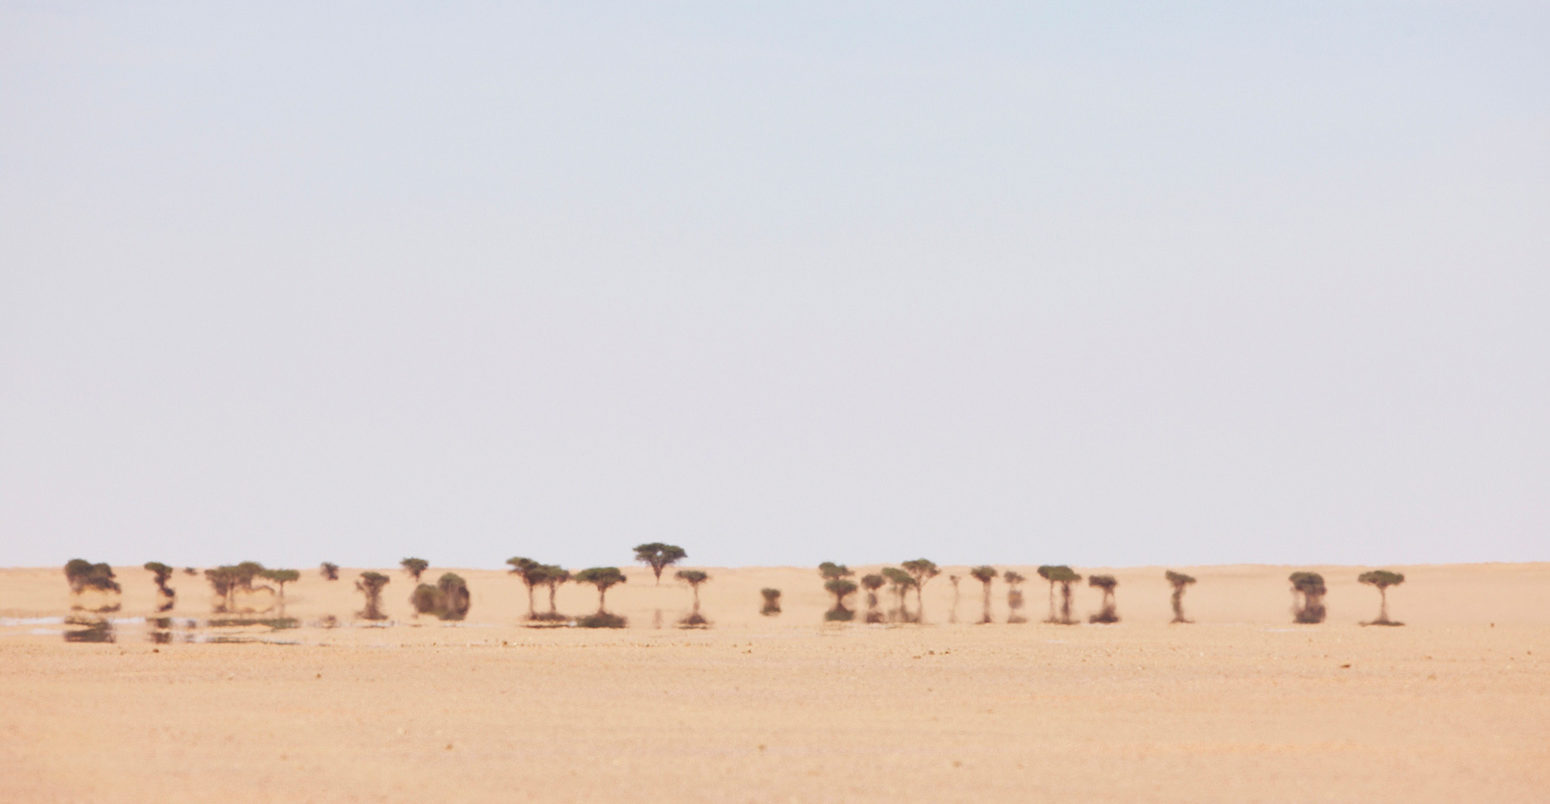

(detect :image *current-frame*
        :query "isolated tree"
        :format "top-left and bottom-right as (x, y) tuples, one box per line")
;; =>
(1289, 571), (1327, 624)
(633, 543), (687, 585)
(261, 569), (300, 605)
(1037, 565), (1082, 624)
(506, 556), (543, 618)
(819, 561), (851, 580)
(881, 567), (917, 623)
(144, 562), (176, 612)
(1358, 570), (1405, 626)
(1003, 571), (1026, 623)
(824, 578), (858, 621)
(861, 573), (886, 623)
(400, 557), (429, 583)
(319, 562), (340, 581)
(356, 571), (391, 620)
(575, 567), (627, 611)
(1165, 570), (1196, 624)
(411, 572), (472, 621)
(969, 566), (998, 624)
(676, 569), (710, 627)
(760, 587), (782, 616)
(64, 559), (121, 612)
(1087, 575), (1118, 624)
(901, 559), (940, 622)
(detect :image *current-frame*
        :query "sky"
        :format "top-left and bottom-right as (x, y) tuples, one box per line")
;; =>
(2, 3), (1547, 571)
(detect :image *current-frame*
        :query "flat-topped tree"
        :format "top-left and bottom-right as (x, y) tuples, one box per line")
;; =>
(819, 562), (852, 581)
(356, 571), (390, 620)
(144, 562), (175, 612)
(824, 578), (858, 621)
(536, 565), (571, 621)
(1165, 571), (1196, 624)
(1087, 575), (1119, 624)
(506, 557), (544, 618)
(1003, 571), (1026, 623)
(319, 562), (340, 581)
(261, 569), (300, 605)
(902, 559), (940, 623)
(861, 573), (886, 623)
(1358, 570), (1405, 626)
(969, 566), (998, 624)
(633, 543), (686, 585)
(881, 567), (917, 623)
(1037, 565), (1082, 624)
(676, 569), (710, 627)
(760, 588), (782, 616)
(400, 558), (429, 583)
(574, 567), (627, 628)
(204, 561), (269, 613)
(1290, 571), (1327, 624)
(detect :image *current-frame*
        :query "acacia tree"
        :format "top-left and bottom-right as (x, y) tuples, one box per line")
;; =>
(536, 564), (571, 621)
(1165, 570), (1196, 624)
(319, 562), (340, 581)
(144, 562), (176, 612)
(881, 567), (916, 623)
(1004, 571), (1026, 623)
(861, 573), (886, 623)
(1088, 575), (1118, 624)
(1358, 570), (1405, 626)
(64, 559), (121, 612)
(261, 569), (300, 606)
(760, 588), (782, 616)
(574, 567), (627, 628)
(969, 566), (998, 624)
(400, 558), (429, 583)
(676, 569), (710, 627)
(633, 543), (687, 585)
(901, 559), (940, 622)
(1290, 571), (1327, 624)
(356, 571), (390, 620)
(1037, 565), (1082, 624)
(411, 572), (472, 621)
(204, 561), (270, 613)
(507, 557), (543, 618)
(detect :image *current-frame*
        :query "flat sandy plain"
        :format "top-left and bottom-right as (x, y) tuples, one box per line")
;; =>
(3, 563), (1548, 802)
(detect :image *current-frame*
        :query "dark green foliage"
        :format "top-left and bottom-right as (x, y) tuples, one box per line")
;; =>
(356, 571), (391, 620)
(881, 567), (917, 623)
(577, 612), (627, 628)
(1088, 574), (1119, 623)
(760, 588), (782, 616)
(676, 569), (710, 624)
(1359, 569), (1406, 626)
(970, 566), (997, 624)
(824, 578), (858, 621)
(410, 575), (471, 621)
(824, 608), (855, 622)
(861, 573), (886, 623)
(64, 559), (121, 596)
(203, 562), (271, 613)
(633, 543), (687, 584)
(575, 567), (627, 612)
(507, 557), (545, 617)
(1290, 571), (1327, 624)
(400, 557), (429, 582)
(1165, 570), (1196, 623)
(535, 564), (571, 620)
(1037, 565), (1082, 624)
(901, 559), (940, 622)
(319, 562), (340, 581)
(261, 569), (301, 603)
(818, 562), (852, 581)
(145, 562), (176, 612)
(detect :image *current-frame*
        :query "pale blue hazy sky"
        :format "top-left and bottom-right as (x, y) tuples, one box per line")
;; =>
(2, 3), (1547, 571)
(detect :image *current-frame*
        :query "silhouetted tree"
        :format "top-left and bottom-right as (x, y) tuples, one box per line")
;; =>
(1037, 565), (1082, 624)
(1165, 570), (1196, 623)
(901, 559), (939, 622)
(204, 561), (271, 613)
(144, 562), (175, 612)
(1087, 574), (1118, 623)
(861, 573), (886, 623)
(356, 571), (390, 620)
(881, 567), (916, 623)
(261, 569), (300, 606)
(400, 557), (429, 583)
(534, 564), (571, 621)
(676, 569), (710, 627)
(506, 556), (543, 618)
(1004, 571), (1026, 623)
(575, 567), (627, 628)
(411, 572), (471, 621)
(319, 562), (340, 581)
(760, 588), (782, 616)
(633, 543), (687, 585)
(1290, 571), (1327, 624)
(819, 562), (851, 581)
(824, 579), (858, 621)
(969, 566), (998, 624)
(1358, 570), (1405, 626)
(64, 559), (120, 612)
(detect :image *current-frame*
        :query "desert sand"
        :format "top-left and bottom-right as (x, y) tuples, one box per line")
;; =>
(2, 562), (1548, 802)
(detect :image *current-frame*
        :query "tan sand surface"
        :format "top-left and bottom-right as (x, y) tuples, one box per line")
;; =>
(2, 563), (1548, 801)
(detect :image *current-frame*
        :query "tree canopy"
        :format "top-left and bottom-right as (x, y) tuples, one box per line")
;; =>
(1358, 570), (1405, 589)
(400, 557), (429, 581)
(633, 543), (687, 583)
(1037, 565), (1081, 584)
(970, 565), (998, 584)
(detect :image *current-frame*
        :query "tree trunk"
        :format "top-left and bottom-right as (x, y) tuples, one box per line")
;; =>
(981, 582), (992, 624)
(1047, 582), (1056, 622)
(526, 585), (536, 617)
(691, 585), (701, 614)
(1060, 582), (1073, 623)
(1378, 587), (1389, 623)
(598, 587), (608, 612)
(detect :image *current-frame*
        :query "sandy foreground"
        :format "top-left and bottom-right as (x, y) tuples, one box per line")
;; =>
(2, 563), (1547, 802)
